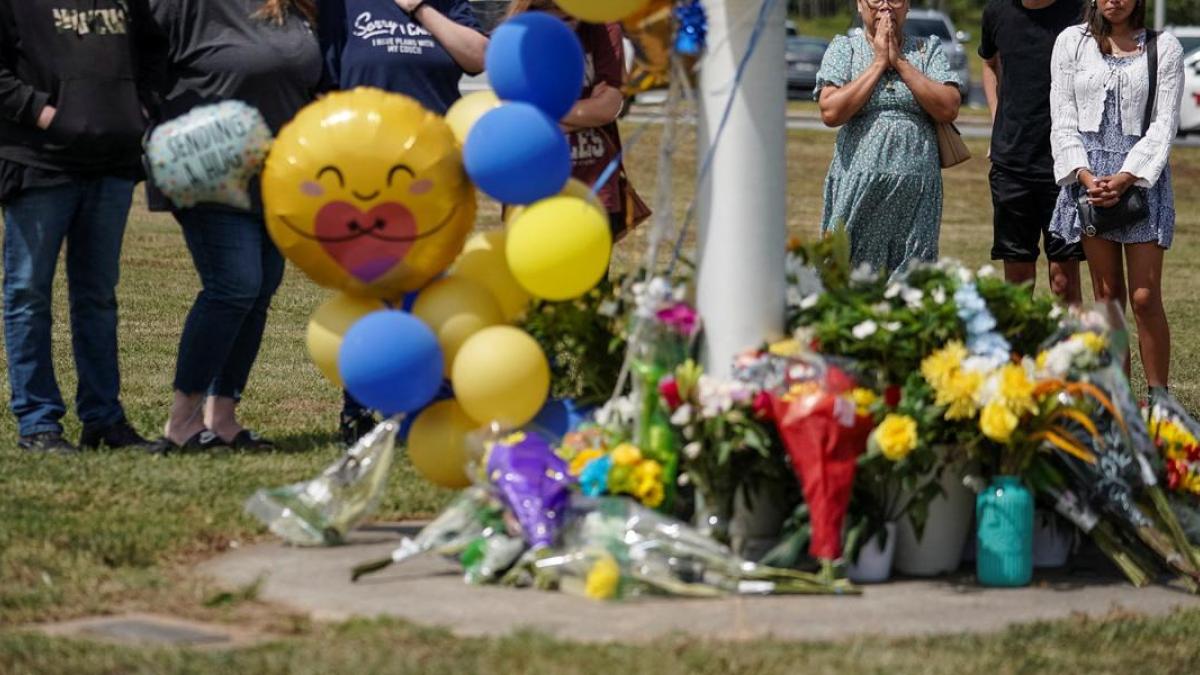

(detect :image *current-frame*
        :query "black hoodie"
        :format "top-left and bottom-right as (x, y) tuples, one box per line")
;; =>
(0, 0), (166, 174)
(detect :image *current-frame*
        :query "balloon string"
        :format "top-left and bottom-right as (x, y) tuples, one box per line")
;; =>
(668, 0), (780, 274)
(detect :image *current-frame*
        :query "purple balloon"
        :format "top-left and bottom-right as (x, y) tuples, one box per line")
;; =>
(485, 431), (572, 549)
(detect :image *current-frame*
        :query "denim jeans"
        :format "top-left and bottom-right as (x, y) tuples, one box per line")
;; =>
(173, 208), (285, 399)
(2, 177), (135, 436)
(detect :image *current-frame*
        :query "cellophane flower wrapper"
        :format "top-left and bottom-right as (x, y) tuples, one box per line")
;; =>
(246, 418), (398, 546)
(767, 354), (871, 562)
(485, 431), (573, 550)
(535, 496), (854, 600)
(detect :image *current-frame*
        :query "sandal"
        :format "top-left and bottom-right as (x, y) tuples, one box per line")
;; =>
(147, 429), (217, 455)
(227, 429), (275, 451)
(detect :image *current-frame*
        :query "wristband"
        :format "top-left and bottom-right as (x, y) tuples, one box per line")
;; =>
(410, 0), (428, 17)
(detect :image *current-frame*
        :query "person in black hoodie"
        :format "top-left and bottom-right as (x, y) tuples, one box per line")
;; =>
(148, 0), (324, 453)
(0, 0), (163, 454)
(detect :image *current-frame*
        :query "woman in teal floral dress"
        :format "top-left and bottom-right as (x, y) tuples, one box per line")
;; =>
(815, 0), (962, 275)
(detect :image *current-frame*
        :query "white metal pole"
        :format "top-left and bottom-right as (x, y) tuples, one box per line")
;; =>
(696, 0), (787, 378)
(696, 0), (788, 560)
(1154, 0), (1165, 31)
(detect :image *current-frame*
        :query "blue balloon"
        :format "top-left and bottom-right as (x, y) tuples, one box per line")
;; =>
(464, 103), (571, 205)
(530, 398), (594, 441)
(486, 12), (585, 120)
(339, 311), (444, 415)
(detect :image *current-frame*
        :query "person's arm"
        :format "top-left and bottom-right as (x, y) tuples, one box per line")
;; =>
(399, 0), (488, 75)
(562, 24), (625, 132)
(893, 35), (960, 123)
(0, 1), (53, 129)
(1049, 29), (1093, 189)
(128, 0), (169, 119)
(981, 56), (999, 123)
(817, 33), (887, 127)
(1112, 37), (1185, 191)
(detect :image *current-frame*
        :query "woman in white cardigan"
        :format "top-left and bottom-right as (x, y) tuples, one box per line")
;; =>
(1048, 0), (1183, 398)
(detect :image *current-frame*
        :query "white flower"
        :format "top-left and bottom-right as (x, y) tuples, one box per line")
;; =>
(697, 376), (734, 418)
(977, 264), (998, 279)
(800, 293), (820, 310)
(786, 286), (802, 308)
(884, 283), (902, 300)
(931, 286), (947, 305)
(956, 267), (974, 284)
(677, 473), (691, 487)
(884, 321), (902, 332)
(1049, 304), (1064, 320)
(852, 320), (878, 340)
(788, 260), (826, 298)
(670, 404), (694, 426)
(850, 264), (877, 284)
(683, 442), (703, 460)
(902, 287), (924, 310)
(871, 302), (891, 315)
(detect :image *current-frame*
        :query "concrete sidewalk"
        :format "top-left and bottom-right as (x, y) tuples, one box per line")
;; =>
(198, 523), (1200, 644)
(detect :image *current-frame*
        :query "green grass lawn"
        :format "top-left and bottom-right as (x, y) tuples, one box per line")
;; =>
(2, 126), (1200, 673)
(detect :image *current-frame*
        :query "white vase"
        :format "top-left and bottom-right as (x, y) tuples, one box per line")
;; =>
(1033, 510), (1074, 568)
(894, 467), (973, 577)
(848, 522), (897, 583)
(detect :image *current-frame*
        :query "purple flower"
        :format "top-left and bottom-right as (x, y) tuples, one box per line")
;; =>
(656, 302), (699, 336)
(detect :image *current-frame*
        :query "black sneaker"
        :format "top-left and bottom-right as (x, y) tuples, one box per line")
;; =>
(340, 411), (378, 448)
(79, 417), (153, 451)
(19, 432), (80, 455)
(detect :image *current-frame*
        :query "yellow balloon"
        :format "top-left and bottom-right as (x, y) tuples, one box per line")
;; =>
(263, 88), (477, 299)
(450, 230), (531, 321)
(504, 178), (602, 225)
(452, 326), (549, 427)
(555, 0), (651, 22)
(306, 293), (387, 386)
(412, 276), (505, 374)
(445, 90), (501, 146)
(406, 400), (476, 489)
(506, 196), (612, 301)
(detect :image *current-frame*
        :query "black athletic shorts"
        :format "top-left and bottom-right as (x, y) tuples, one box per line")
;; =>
(989, 164), (1084, 263)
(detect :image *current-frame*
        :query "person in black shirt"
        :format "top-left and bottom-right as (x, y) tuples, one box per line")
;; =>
(0, 0), (163, 454)
(980, 0), (1084, 302)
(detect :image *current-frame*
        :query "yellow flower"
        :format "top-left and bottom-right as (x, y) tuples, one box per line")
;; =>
(921, 341), (967, 390)
(995, 363), (1037, 416)
(980, 400), (1019, 444)
(1077, 331), (1107, 354)
(873, 414), (919, 461)
(632, 461), (665, 508)
(584, 553), (621, 600)
(1154, 419), (1198, 451)
(934, 369), (984, 421)
(850, 388), (877, 417)
(611, 443), (643, 467)
(1036, 351), (1049, 372)
(769, 339), (801, 357)
(568, 449), (605, 477)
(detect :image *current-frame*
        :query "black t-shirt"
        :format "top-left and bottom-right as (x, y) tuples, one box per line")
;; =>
(979, 0), (1082, 179)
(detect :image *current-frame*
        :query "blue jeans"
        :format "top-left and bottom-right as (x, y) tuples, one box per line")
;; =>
(2, 177), (135, 436)
(173, 208), (284, 399)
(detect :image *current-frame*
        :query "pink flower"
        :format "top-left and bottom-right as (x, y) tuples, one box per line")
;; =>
(656, 302), (699, 336)
(659, 377), (683, 410)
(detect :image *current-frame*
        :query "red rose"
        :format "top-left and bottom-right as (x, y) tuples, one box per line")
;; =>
(659, 377), (682, 410)
(884, 385), (902, 408)
(752, 391), (774, 421)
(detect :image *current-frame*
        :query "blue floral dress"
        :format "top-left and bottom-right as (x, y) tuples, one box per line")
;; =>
(1049, 49), (1176, 249)
(815, 34), (961, 275)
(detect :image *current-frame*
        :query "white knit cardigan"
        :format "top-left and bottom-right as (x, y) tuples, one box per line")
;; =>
(1049, 25), (1184, 187)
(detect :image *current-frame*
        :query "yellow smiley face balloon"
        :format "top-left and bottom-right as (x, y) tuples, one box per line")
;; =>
(263, 88), (477, 298)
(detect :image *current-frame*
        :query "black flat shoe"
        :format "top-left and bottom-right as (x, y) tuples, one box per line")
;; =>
(80, 417), (152, 451)
(228, 429), (275, 451)
(147, 430), (216, 455)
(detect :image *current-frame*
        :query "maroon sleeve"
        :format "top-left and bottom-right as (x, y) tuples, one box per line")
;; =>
(590, 23), (625, 90)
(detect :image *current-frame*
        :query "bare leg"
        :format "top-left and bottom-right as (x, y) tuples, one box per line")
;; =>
(1082, 237), (1130, 378)
(1048, 260), (1083, 305)
(1004, 261), (1037, 289)
(1125, 243), (1170, 389)
(165, 391), (206, 445)
(204, 395), (244, 443)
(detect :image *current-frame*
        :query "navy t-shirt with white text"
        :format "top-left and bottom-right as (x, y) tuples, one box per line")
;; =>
(320, 0), (482, 114)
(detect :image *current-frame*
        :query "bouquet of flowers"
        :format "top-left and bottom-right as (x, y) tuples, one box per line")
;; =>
(558, 427), (669, 510)
(534, 496), (857, 600)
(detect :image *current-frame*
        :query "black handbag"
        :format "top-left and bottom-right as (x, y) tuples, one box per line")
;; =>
(1076, 30), (1158, 238)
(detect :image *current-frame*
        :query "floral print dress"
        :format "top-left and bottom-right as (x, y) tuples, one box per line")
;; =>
(814, 34), (961, 275)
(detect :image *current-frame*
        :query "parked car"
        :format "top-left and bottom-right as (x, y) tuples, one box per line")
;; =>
(1181, 47), (1200, 137)
(850, 9), (971, 97)
(1166, 26), (1200, 58)
(787, 36), (829, 99)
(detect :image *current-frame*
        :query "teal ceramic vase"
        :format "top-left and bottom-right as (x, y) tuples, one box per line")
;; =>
(975, 476), (1034, 587)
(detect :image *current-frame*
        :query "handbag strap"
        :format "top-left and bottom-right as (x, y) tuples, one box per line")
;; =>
(1143, 30), (1158, 136)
